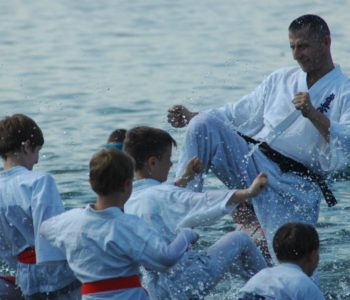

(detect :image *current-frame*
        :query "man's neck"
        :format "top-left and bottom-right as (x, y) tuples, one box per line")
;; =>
(307, 62), (335, 88)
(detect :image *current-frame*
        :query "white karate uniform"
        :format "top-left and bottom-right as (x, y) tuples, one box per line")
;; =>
(0, 166), (79, 298)
(176, 65), (350, 254)
(40, 204), (198, 300)
(238, 263), (325, 300)
(124, 179), (267, 299)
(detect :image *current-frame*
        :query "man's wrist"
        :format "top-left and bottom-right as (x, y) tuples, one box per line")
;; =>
(303, 106), (318, 118)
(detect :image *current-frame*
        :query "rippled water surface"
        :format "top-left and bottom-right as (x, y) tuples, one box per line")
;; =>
(1, 1), (350, 298)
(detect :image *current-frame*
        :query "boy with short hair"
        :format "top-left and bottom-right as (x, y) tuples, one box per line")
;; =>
(238, 222), (325, 300)
(0, 114), (80, 299)
(124, 126), (269, 299)
(40, 148), (198, 300)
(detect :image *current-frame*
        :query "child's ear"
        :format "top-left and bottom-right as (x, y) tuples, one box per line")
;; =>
(21, 140), (31, 154)
(123, 178), (132, 192)
(310, 249), (320, 265)
(305, 249), (320, 275)
(147, 156), (158, 171)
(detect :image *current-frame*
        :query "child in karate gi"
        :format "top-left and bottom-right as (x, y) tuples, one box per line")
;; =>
(104, 127), (271, 262)
(40, 148), (199, 300)
(104, 128), (127, 150)
(0, 114), (81, 299)
(238, 222), (325, 300)
(123, 126), (269, 300)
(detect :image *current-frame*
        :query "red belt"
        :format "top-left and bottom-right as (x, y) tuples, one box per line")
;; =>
(17, 247), (36, 264)
(0, 275), (16, 284)
(81, 275), (142, 295)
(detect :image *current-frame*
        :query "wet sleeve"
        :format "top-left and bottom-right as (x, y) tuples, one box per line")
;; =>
(31, 174), (66, 262)
(138, 228), (198, 272)
(319, 104), (350, 172)
(175, 188), (236, 230)
(207, 74), (271, 136)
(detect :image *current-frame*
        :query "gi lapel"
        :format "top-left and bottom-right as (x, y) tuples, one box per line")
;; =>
(265, 66), (341, 145)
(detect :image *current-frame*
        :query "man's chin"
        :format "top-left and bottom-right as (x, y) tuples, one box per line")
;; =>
(297, 62), (307, 72)
(297, 60), (314, 72)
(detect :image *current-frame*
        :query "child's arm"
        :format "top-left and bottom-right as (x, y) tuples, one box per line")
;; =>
(32, 174), (67, 262)
(227, 172), (268, 205)
(175, 157), (203, 187)
(139, 228), (199, 272)
(176, 172), (268, 230)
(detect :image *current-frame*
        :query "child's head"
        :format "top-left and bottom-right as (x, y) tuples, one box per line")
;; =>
(89, 148), (134, 197)
(273, 222), (319, 275)
(0, 114), (44, 160)
(123, 126), (176, 182)
(107, 129), (127, 144)
(105, 129), (127, 151)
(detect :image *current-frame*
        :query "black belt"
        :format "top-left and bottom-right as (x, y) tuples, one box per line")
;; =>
(238, 292), (266, 300)
(238, 132), (337, 207)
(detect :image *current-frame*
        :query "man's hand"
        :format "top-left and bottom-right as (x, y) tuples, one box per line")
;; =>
(292, 92), (316, 117)
(167, 105), (198, 128)
(292, 92), (330, 141)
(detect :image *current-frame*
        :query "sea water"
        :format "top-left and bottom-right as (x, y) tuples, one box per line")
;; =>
(1, 0), (350, 298)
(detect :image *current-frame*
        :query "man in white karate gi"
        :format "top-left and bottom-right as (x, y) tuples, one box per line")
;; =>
(167, 14), (350, 255)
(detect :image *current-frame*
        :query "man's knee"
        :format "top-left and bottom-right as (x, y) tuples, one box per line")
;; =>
(187, 111), (219, 134)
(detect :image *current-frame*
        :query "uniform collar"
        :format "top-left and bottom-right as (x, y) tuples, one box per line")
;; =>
(132, 178), (161, 191)
(0, 166), (28, 177)
(85, 203), (124, 217)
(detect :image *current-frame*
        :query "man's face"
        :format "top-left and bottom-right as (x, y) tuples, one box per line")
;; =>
(289, 27), (329, 74)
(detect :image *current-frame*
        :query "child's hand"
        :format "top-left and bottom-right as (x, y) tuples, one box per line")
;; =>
(181, 228), (199, 250)
(183, 157), (203, 180)
(191, 230), (200, 245)
(175, 157), (203, 188)
(248, 172), (268, 197)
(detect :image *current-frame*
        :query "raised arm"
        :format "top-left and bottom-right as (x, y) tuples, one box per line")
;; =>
(175, 156), (203, 187)
(167, 105), (198, 128)
(292, 92), (330, 142)
(175, 173), (268, 230)
(226, 172), (268, 206)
